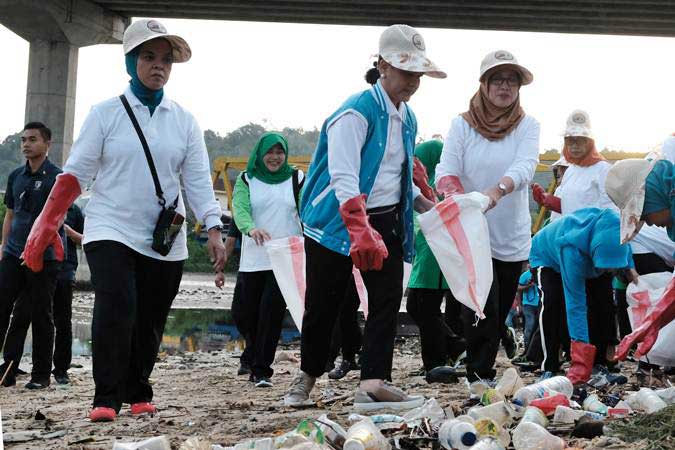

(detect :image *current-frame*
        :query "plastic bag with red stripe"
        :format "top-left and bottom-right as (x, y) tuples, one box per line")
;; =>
(418, 192), (493, 319)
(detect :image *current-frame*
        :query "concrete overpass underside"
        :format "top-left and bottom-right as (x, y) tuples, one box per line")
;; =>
(3, 0), (675, 164)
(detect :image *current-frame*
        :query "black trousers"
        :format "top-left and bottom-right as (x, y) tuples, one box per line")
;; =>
(444, 291), (464, 337)
(586, 273), (617, 366)
(538, 267), (570, 372)
(85, 241), (183, 411)
(231, 273), (253, 367)
(301, 208), (403, 380)
(460, 258), (523, 381)
(616, 253), (671, 338)
(0, 255), (58, 383)
(235, 270), (287, 379)
(327, 277), (363, 364)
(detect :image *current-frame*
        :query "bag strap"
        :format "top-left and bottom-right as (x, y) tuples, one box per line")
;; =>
(119, 94), (167, 207)
(292, 169), (301, 212)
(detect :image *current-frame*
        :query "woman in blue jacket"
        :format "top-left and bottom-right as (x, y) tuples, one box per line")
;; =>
(529, 208), (636, 384)
(283, 24), (442, 410)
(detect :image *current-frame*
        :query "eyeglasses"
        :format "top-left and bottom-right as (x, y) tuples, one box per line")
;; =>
(489, 76), (520, 87)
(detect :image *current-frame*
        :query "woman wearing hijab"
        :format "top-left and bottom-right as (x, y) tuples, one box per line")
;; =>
(606, 159), (675, 360)
(232, 132), (303, 388)
(284, 24), (441, 410)
(406, 139), (466, 382)
(21, 19), (225, 422)
(531, 110), (619, 373)
(434, 50), (540, 385)
(529, 208), (636, 384)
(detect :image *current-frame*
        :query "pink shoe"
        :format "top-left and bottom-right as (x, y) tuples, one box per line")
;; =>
(89, 407), (116, 422)
(130, 402), (157, 415)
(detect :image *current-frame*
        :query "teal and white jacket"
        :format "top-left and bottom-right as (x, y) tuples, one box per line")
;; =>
(300, 81), (417, 262)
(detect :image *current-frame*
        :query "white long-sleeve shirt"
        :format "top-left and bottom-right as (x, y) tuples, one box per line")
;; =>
(327, 87), (420, 208)
(64, 87), (222, 261)
(557, 161), (616, 216)
(436, 115), (540, 261)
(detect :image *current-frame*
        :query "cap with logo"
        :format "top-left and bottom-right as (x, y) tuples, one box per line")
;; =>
(378, 24), (446, 79)
(123, 19), (191, 63)
(562, 109), (594, 139)
(479, 50), (533, 85)
(605, 158), (657, 244)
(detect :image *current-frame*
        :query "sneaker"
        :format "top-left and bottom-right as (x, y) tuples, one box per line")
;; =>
(255, 377), (273, 388)
(0, 362), (16, 387)
(503, 327), (517, 359)
(284, 371), (316, 407)
(592, 365), (627, 386)
(53, 372), (70, 385)
(130, 402), (157, 415)
(237, 363), (252, 376)
(90, 407), (116, 422)
(353, 382), (424, 412)
(328, 359), (359, 380)
(25, 380), (49, 390)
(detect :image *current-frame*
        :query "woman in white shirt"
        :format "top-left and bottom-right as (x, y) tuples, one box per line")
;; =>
(435, 50), (540, 383)
(232, 132), (303, 388)
(22, 19), (225, 422)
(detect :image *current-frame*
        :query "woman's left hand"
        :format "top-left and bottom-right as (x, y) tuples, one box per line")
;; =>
(207, 228), (227, 272)
(483, 186), (503, 211)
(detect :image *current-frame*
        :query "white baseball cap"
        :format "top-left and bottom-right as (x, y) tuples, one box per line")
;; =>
(605, 158), (656, 244)
(378, 24), (446, 79)
(562, 109), (594, 139)
(123, 19), (191, 63)
(479, 50), (533, 85)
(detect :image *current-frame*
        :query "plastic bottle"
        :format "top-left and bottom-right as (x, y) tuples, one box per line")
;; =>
(113, 436), (171, 450)
(582, 394), (608, 415)
(343, 418), (391, 450)
(317, 414), (348, 449)
(474, 418), (510, 448)
(512, 377), (573, 406)
(635, 388), (668, 413)
(480, 389), (506, 406)
(518, 406), (548, 428)
(438, 419), (478, 450)
(468, 401), (516, 426)
(512, 422), (565, 450)
(552, 405), (604, 424)
(528, 393), (570, 416)
(468, 438), (505, 450)
(655, 386), (675, 405)
(495, 368), (524, 398)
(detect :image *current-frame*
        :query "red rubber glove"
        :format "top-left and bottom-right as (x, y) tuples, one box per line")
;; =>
(436, 175), (465, 198)
(615, 277), (675, 360)
(412, 157), (436, 202)
(22, 173), (81, 272)
(531, 183), (561, 213)
(339, 194), (388, 271)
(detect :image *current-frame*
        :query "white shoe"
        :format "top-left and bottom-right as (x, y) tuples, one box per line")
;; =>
(283, 371), (316, 407)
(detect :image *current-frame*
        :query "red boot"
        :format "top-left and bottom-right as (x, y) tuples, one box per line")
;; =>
(89, 407), (116, 422)
(131, 402), (157, 415)
(567, 340), (596, 385)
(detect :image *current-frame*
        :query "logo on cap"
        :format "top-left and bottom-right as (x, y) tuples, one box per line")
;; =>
(494, 51), (514, 61)
(147, 20), (167, 34)
(412, 34), (425, 51)
(572, 113), (586, 124)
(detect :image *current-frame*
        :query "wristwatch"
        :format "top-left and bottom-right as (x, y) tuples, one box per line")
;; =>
(497, 183), (508, 196)
(208, 225), (224, 232)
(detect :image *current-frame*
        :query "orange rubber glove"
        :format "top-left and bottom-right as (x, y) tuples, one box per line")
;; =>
(531, 183), (561, 213)
(22, 173), (81, 272)
(339, 194), (388, 271)
(412, 157), (436, 202)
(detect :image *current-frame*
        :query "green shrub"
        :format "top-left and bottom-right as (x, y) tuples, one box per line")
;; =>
(184, 233), (239, 273)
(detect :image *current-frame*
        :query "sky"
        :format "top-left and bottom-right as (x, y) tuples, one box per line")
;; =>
(2, 18), (675, 152)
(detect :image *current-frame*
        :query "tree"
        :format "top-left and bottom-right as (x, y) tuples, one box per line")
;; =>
(0, 132), (22, 190)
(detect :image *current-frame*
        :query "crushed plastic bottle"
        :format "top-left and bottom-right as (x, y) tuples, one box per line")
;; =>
(468, 401), (516, 426)
(512, 377), (573, 406)
(348, 414), (404, 425)
(343, 417), (391, 450)
(402, 398), (446, 426)
(275, 432), (311, 449)
(113, 437), (171, 450)
(480, 389), (505, 406)
(582, 394), (608, 415)
(438, 419), (478, 450)
(518, 406), (548, 428)
(529, 393), (570, 416)
(495, 367), (525, 398)
(512, 422), (565, 450)
(317, 414), (347, 449)
(635, 388), (668, 414)
(473, 418), (510, 448)
(552, 405), (604, 424)
(468, 437), (505, 450)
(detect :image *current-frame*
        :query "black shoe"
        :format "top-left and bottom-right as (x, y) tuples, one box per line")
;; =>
(425, 366), (460, 384)
(237, 363), (252, 376)
(328, 359), (359, 380)
(53, 372), (70, 385)
(502, 327), (517, 359)
(25, 380), (49, 390)
(15, 367), (28, 376)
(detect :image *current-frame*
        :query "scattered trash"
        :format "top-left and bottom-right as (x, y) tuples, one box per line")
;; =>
(529, 393), (570, 415)
(571, 415), (605, 439)
(179, 437), (212, 450)
(438, 418), (477, 450)
(402, 398), (446, 427)
(582, 394), (609, 415)
(344, 417), (390, 450)
(513, 376), (573, 406)
(468, 401), (517, 427)
(474, 418), (510, 447)
(112, 436), (171, 450)
(552, 405), (604, 424)
(468, 437), (505, 449)
(2, 429), (67, 443)
(634, 387), (668, 413)
(512, 422), (565, 450)
(494, 368), (524, 398)
(517, 406), (548, 428)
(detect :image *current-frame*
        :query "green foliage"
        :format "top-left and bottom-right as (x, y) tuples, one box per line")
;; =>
(0, 132), (22, 190)
(184, 233), (215, 273)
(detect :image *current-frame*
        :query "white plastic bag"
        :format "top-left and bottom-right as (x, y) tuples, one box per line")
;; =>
(418, 193), (493, 319)
(626, 271), (675, 367)
(265, 236), (369, 331)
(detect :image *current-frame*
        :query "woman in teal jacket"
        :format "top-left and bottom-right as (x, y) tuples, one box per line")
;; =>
(529, 208), (635, 384)
(406, 140), (466, 380)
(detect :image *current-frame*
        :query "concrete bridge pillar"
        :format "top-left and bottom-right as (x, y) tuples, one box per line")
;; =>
(0, 0), (127, 165)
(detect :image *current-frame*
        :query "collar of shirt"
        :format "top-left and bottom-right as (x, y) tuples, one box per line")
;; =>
(375, 80), (407, 121)
(123, 86), (174, 112)
(22, 158), (53, 176)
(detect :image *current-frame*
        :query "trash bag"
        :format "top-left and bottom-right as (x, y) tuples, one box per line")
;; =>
(626, 271), (675, 367)
(418, 193), (493, 319)
(265, 236), (369, 331)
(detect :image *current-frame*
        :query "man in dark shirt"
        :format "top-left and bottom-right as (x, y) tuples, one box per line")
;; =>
(0, 122), (63, 389)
